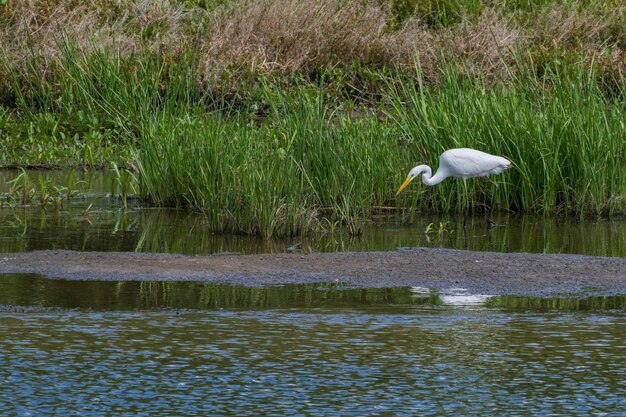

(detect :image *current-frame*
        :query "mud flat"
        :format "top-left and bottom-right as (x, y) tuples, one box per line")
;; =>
(2, 249), (626, 296)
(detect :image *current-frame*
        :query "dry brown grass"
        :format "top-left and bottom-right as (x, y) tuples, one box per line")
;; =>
(420, 8), (522, 80)
(531, 4), (625, 49)
(530, 5), (626, 73)
(200, 0), (417, 70)
(1, 0), (193, 66)
(197, 0), (526, 85)
(0, 0), (623, 93)
(527, 4), (625, 81)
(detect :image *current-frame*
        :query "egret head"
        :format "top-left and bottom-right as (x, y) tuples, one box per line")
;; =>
(395, 166), (422, 195)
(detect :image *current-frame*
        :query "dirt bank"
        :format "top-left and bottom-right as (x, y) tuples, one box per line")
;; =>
(1, 249), (625, 296)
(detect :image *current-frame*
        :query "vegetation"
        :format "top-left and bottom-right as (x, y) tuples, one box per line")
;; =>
(136, 65), (626, 237)
(0, 0), (624, 236)
(2, 168), (84, 209)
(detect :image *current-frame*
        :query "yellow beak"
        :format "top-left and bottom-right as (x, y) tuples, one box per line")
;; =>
(396, 177), (413, 195)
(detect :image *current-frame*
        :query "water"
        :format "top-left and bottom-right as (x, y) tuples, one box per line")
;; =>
(1, 276), (625, 415)
(2, 170), (626, 416)
(1, 274), (625, 312)
(1, 170), (626, 256)
(1, 304), (625, 415)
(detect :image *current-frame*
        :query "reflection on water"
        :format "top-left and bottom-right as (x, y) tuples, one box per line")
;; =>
(1, 169), (626, 256)
(3, 202), (626, 256)
(1, 308), (624, 416)
(0, 274), (436, 311)
(1, 273), (625, 415)
(486, 294), (626, 311)
(1, 274), (625, 312)
(2, 171), (625, 416)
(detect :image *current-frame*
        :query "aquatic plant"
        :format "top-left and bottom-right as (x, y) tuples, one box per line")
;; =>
(424, 221), (453, 237)
(134, 62), (625, 237)
(2, 170), (85, 209)
(7, 168), (35, 206)
(111, 163), (138, 209)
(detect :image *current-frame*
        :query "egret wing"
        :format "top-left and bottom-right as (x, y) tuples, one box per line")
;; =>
(440, 149), (510, 178)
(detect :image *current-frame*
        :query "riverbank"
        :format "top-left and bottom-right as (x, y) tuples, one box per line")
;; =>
(2, 249), (625, 296)
(1, 2), (624, 236)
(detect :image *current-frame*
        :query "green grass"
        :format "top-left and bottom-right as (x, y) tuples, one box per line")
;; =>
(0, 39), (197, 168)
(134, 61), (625, 237)
(0, 106), (133, 168)
(1, 39), (624, 237)
(135, 101), (396, 237)
(388, 63), (626, 216)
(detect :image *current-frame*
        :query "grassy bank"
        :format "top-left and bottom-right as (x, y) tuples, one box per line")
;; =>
(0, 1), (624, 236)
(135, 64), (625, 237)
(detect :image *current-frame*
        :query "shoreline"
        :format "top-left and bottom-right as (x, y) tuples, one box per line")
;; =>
(2, 249), (626, 296)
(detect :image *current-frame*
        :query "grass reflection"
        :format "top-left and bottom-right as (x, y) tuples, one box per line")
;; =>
(0, 275), (436, 310)
(1, 201), (626, 257)
(485, 295), (626, 311)
(1, 274), (625, 312)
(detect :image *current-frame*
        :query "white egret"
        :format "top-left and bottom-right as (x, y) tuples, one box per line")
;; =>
(395, 148), (511, 227)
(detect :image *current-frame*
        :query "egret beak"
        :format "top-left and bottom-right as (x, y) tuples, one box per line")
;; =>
(396, 177), (413, 195)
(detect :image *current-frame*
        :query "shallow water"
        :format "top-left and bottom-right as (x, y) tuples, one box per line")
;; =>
(1, 170), (626, 257)
(1, 306), (625, 416)
(2, 171), (626, 416)
(1, 274), (625, 312)
(1, 276), (625, 416)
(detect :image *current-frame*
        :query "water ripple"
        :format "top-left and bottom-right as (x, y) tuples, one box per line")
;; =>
(0, 310), (625, 416)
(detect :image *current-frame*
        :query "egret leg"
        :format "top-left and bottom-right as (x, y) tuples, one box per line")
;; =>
(487, 180), (498, 228)
(463, 179), (469, 228)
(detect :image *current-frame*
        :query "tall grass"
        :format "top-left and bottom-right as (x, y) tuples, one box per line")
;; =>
(136, 88), (400, 237)
(0, 40), (198, 167)
(388, 63), (626, 216)
(3, 39), (625, 237)
(134, 61), (625, 237)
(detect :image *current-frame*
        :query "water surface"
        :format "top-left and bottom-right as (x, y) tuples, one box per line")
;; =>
(3, 173), (626, 417)
(1, 306), (624, 416)
(1, 170), (625, 257)
(1, 274), (625, 312)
